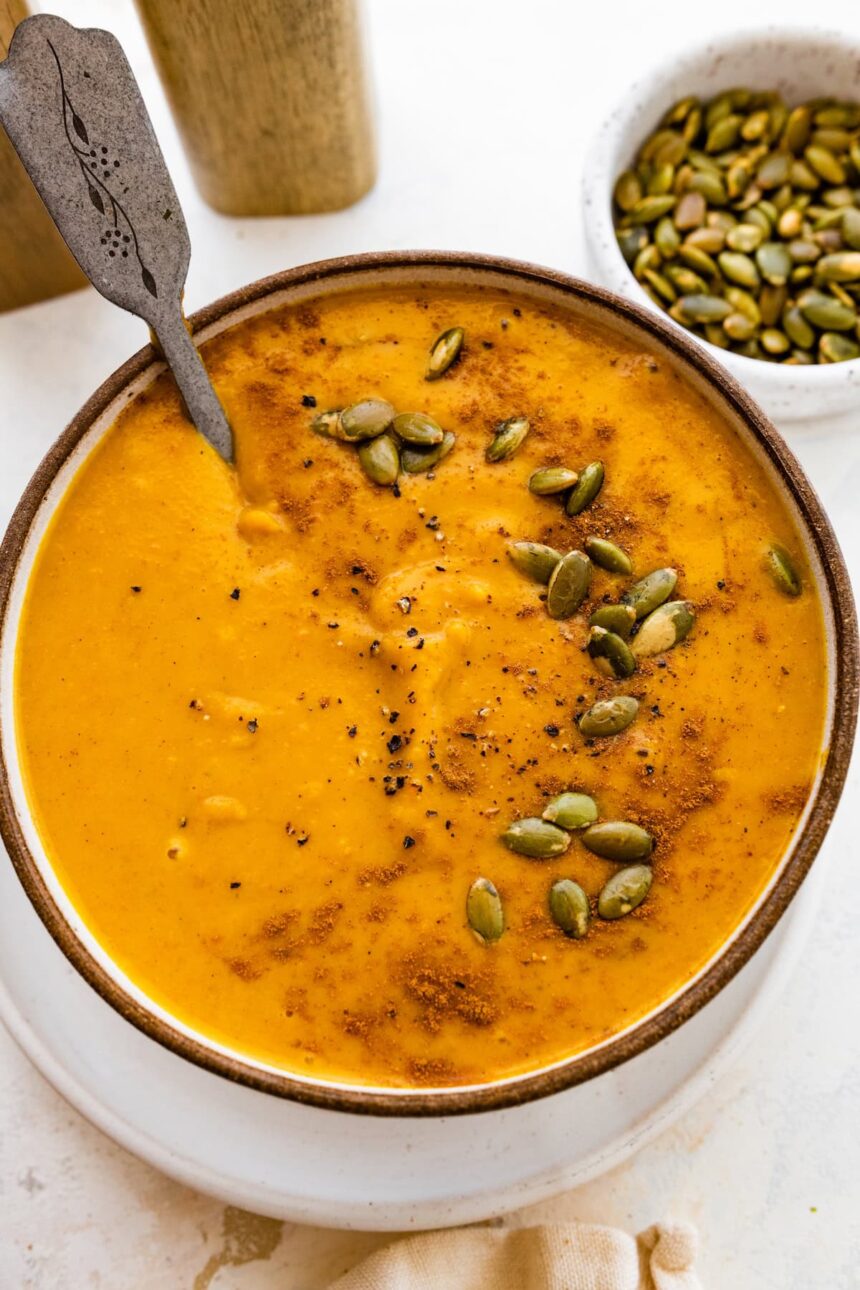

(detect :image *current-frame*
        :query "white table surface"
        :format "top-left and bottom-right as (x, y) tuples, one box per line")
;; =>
(2, 2), (859, 1286)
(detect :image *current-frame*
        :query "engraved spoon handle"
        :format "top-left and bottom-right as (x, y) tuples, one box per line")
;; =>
(0, 13), (233, 462)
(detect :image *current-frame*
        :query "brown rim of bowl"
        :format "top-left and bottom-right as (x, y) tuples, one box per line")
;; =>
(0, 250), (856, 1117)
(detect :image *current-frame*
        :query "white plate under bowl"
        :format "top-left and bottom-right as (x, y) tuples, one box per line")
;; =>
(0, 826), (822, 1230)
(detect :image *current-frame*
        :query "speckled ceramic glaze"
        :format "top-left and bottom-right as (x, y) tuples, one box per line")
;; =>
(582, 27), (860, 424)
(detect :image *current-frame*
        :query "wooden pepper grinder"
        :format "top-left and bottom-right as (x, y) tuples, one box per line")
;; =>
(0, 0), (85, 311)
(135, 0), (376, 216)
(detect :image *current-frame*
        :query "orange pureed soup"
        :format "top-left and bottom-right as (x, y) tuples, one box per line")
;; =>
(15, 284), (827, 1089)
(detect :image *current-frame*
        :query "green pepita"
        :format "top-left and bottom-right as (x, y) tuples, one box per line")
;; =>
(621, 567), (678, 618)
(467, 878), (504, 943)
(507, 541), (562, 585)
(546, 550), (592, 619)
(426, 326), (464, 380)
(673, 294), (732, 324)
(583, 821), (654, 863)
(756, 242), (792, 285)
(549, 880), (591, 939)
(584, 536), (633, 575)
(798, 288), (857, 330)
(542, 792), (598, 830)
(310, 408), (344, 439)
(765, 543), (802, 597)
(588, 603), (637, 638)
(400, 430), (457, 473)
(501, 817), (570, 859)
(565, 461), (605, 516)
(358, 432), (400, 486)
(578, 695), (639, 739)
(820, 331), (860, 362)
(341, 399), (395, 441)
(486, 416), (530, 463)
(587, 626), (636, 679)
(392, 411), (444, 446)
(631, 600), (695, 657)
(598, 865), (653, 920)
(528, 466), (579, 496)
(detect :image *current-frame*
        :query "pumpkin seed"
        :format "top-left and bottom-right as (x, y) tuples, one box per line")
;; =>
(649, 163), (676, 196)
(501, 817), (570, 859)
(782, 306), (816, 349)
(718, 251), (760, 289)
(674, 191), (706, 229)
(614, 170), (643, 212)
(678, 243), (718, 276)
(507, 541), (562, 584)
(655, 217), (682, 258)
(613, 90), (860, 366)
(663, 95), (699, 127)
(816, 252), (860, 282)
(756, 242), (792, 285)
(528, 466), (579, 496)
(426, 326), (464, 380)
(726, 223), (764, 253)
(587, 626), (636, 679)
(759, 284), (788, 326)
(819, 331), (860, 362)
(400, 430), (456, 473)
(565, 461), (605, 516)
(549, 880), (591, 939)
(754, 151), (789, 190)
(341, 399), (395, 441)
(578, 695), (639, 739)
(632, 195), (677, 223)
(725, 286), (761, 323)
(673, 294), (732, 324)
(631, 600), (695, 657)
(467, 878), (504, 943)
(706, 113), (742, 153)
(787, 239), (821, 264)
(598, 865), (653, 920)
(392, 411), (444, 446)
(665, 265), (708, 295)
(783, 105), (812, 153)
(542, 792), (598, 830)
(583, 821), (653, 863)
(776, 207), (803, 239)
(584, 536), (633, 575)
(805, 146), (846, 186)
(486, 415), (530, 463)
(588, 603), (637, 638)
(358, 433), (400, 486)
(621, 567), (678, 618)
(685, 226), (726, 254)
(761, 327), (791, 355)
(842, 208), (860, 250)
(798, 288), (857, 330)
(310, 408), (344, 438)
(765, 543), (802, 597)
(617, 226), (649, 265)
(546, 550), (592, 619)
(723, 311), (757, 341)
(688, 170), (727, 204)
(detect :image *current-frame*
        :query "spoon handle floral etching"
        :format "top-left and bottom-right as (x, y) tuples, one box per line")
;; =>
(0, 14), (233, 462)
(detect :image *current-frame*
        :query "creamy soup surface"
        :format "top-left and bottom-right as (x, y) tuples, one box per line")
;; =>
(15, 284), (827, 1089)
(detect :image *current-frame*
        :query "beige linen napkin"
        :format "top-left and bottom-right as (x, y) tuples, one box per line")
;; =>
(326, 1221), (702, 1289)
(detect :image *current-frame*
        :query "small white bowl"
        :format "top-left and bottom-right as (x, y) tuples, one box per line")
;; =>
(582, 26), (860, 425)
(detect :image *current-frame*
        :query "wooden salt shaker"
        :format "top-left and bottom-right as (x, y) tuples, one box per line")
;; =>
(135, 0), (376, 216)
(0, 0), (85, 311)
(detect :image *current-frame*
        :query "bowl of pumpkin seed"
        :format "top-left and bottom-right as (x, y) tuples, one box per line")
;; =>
(582, 26), (860, 423)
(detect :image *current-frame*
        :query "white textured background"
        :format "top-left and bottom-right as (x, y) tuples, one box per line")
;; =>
(1, 2), (859, 1286)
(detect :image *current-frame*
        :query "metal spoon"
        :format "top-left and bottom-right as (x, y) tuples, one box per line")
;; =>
(0, 13), (233, 462)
